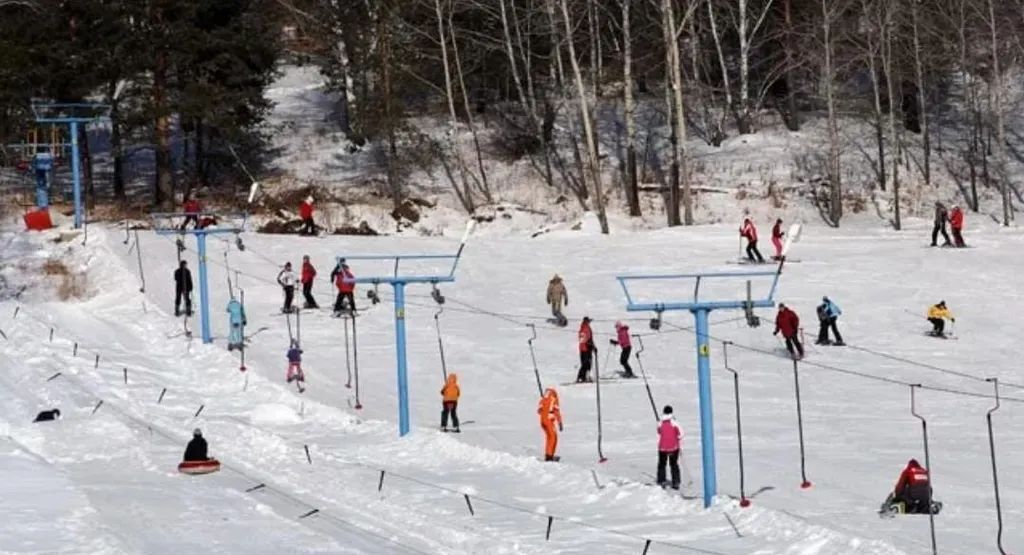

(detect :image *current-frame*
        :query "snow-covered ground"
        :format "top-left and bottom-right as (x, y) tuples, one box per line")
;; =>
(1, 213), (1022, 554)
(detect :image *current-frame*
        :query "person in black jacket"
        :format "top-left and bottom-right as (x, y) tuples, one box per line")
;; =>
(183, 428), (209, 462)
(174, 261), (194, 317)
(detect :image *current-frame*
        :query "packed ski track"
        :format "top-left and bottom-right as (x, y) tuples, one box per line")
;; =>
(1, 217), (1022, 554)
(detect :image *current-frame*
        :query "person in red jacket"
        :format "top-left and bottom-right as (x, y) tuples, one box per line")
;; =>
(300, 255), (319, 309)
(771, 218), (785, 260)
(330, 260), (356, 315)
(773, 303), (804, 360)
(890, 459), (935, 514)
(299, 196), (315, 236)
(740, 218), (765, 263)
(181, 194), (201, 230)
(948, 205), (965, 248)
(575, 316), (596, 383)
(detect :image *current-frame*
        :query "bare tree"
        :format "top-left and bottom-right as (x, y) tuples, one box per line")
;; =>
(985, 0), (1012, 225)
(820, 0), (844, 226)
(661, 0), (696, 226)
(433, 0), (476, 213)
(909, 0), (930, 184)
(621, 0), (642, 216)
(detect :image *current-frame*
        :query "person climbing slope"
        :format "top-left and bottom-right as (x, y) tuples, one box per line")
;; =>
(774, 303), (804, 360)
(331, 260), (356, 316)
(300, 255), (319, 309)
(576, 316), (596, 383)
(538, 388), (562, 461)
(299, 196), (315, 236)
(173, 260), (193, 317)
(183, 428), (210, 462)
(771, 218), (785, 260)
(609, 321), (636, 378)
(277, 262), (297, 313)
(656, 405), (682, 490)
(926, 301), (954, 337)
(440, 373), (461, 433)
(740, 218), (765, 263)
(286, 340), (305, 393)
(226, 296), (247, 351)
(546, 274), (569, 327)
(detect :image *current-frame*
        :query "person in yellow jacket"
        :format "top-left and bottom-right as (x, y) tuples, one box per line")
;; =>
(927, 301), (954, 337)
(440, 373), (461, 433)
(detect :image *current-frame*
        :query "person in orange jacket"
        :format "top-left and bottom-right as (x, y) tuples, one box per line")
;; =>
(440, 373), (461, 433)
(538, 388), (563, 461)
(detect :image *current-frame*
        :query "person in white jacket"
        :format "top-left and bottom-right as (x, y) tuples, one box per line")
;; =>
(277, 262), (297, 313)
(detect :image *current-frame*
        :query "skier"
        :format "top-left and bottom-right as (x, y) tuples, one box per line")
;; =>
(299, 196), (315, 236)
(183, 428), (210, 462)
(440, 373), (461, 433)
(33, 408), (61, 422)
(576, 316), (596, 383)
(740, 218), (765, 263)
(609, 321), (636, 378)
(771, 218), (785, 260)
(277, 262), (297, 313)
(173, 260), (193, 317)
(300, 255), (319, 309)
(949, 205), (965, 248)
(226, 297), (247, 351)
(773, 303), (804, 360)
(926, 301), (954, 337)
(180, 194), (201, 230)
(930, 202), (952, 247)
(656, 405), (682, 490)
(330, 260), (356, 315)
(286, 340), (305, 392)
(546, 274), (569, 326)
(538, 387), (562, 461)
(882, 459), (940, 515)
(815, 296), (844, 346)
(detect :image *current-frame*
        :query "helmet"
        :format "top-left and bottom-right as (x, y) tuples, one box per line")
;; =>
(193, 428), (202, 436)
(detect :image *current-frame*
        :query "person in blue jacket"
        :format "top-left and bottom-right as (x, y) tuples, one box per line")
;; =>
(227, 298), (247, 351)
(816, 296), (844, 346)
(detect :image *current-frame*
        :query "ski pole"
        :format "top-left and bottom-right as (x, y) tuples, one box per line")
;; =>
(633, 335), (658, 421)
(435, 307), (448, 380)
(285, 310), (294, 343)
(602, 345), (612, 376)
(296, 306), (301, 347)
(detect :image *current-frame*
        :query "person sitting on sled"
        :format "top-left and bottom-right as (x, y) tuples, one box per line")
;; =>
(183, 428), (210, 462)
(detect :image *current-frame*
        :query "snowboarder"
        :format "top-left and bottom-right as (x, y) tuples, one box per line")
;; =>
(180, 194), (201, 230)
(816, 296), (844, 346)
(300, 255), (319, 309)
(740, 218), (765, 263)
(774, 303), (804, 359)
(226, 297), (247, 351)
(656, 405), (682, 490)
(881, 459), (941, 515)
(609, 321), (636, 378)
(927, 301), (954, 337)
(440, 373), (461, 433)
(576, 316), (596, 383)
(33, 408), (61, 422)
(277, 262), (297, 313)
(330, 260), (356, 315)
(183, 428), (210, 462)
(931, 202), (952, 247)
(949, 205), (965, 248)
(286, 340), (305, 392)
(299, 196), (315, 236)
(546, 274), (568, 327)
(538, 387), (562, 461)
(771, 218), (785, 260)
(173, 260), (193, 317)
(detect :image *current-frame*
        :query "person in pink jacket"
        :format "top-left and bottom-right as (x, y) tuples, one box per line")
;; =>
(771, 218), (785, 260)
(657, 405), (682, 490)
(609, 321), (636, 378)
(740, 218), (765, 263)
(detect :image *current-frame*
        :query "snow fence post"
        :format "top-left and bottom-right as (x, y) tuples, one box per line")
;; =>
(693, 307), (717, 508)
(70, 120), (82, 229)
(985, 378), (1007, 555)
(394, 281), (410, 436)
(793, 359), (812, 490)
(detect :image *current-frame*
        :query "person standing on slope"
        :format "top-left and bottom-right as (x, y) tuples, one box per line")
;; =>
(299, 196), (315, 236)
(576, 317), (596, 383)
(927, 301), (954, 337)
(774, 303), (804, 359)
(286, 340), (305, 392)
(300, 255), (319, 309)
(440, 373), (461, 433)
(609, 321), (636, 378)
(180, 194), (201, 231)
(740, 218), (765, 263)
(183, 428), (210, 462)
(931, 202), (952, 247)
(277, 262), (297, 313)
(815, 296), (844, 346)
(656, 405), (683, 490)
(949, 205), (966, 248)
(226, 296), (247, 351)
(546, 274), (569, 326)
(330, 260), (356, 315)
(771, 218), (785, 260)
(538, 388), (563, 461)
(174, 260), (193, 317)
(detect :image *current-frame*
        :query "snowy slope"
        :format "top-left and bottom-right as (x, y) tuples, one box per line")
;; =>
(1, 216), (1022, 554)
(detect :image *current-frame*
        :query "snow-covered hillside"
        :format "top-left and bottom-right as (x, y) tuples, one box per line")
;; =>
(1, 213), (1021, 554)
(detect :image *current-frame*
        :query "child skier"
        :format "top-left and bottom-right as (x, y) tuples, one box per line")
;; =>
(815, 296), (844, 346)
(576, 316), (596, 383)
(300, 255), (319, 309)
(538, 388), (562, 461)
(277, 262), (297, 313)
(771, 218), (785, 260)
(926, 301), (954, 337)
(609, 321), (636, 378)
(440, 373), (461, 433)
(657, 405), (682, 490)
(774, 303), (804, 359)
(226, 297), (247, 351)
(949, 205), (965, 247)
(173, 260), (193, 317)
(331, 260), (356, 315)
(299, 196), (315, 236)
(546, 274), (569, 327)
(740, 218), (765, 263)
(286, 340), (305, 392)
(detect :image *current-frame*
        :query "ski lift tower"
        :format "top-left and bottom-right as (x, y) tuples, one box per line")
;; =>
(337, 221), (474, 437)
(151, 213), (248, 344)
(615, 224), (801, 508)
(31, 102), (111, 228)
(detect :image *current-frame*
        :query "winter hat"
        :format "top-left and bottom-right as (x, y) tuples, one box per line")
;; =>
(302, 255), (310, 261)
(663, 405), (673, 415)
(285, 262), (292, 269)
(53, 409), (61, 418)
(822, 296), (829, 302)
(938, 300), (946, 307)
(306, 196), (314, 204)
(615, 321), (624, 329)
(582, 316), (591, 323)
(193, 428), (202, 437)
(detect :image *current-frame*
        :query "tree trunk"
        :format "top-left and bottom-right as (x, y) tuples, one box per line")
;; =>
(987, 0), (1011, 225)
(910, 0), (930, 184)
(663, 0), (692, 225)
(781, 0), (799, 131)
(434, 0), (476, 214)
(153, 46), (174, 208)
(821, 0), (841, 226)
(449, 6), (491, 203)
(882, 0), (900, 230)
(622, 0), (641, 217)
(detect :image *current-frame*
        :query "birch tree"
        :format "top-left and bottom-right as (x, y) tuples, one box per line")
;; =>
(621, 0), (642, 216)
(661, 0), (695, 226)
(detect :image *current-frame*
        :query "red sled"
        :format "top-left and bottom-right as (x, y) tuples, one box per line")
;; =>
(23, 209), (53, 231)
(178, 459), (221, 475)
